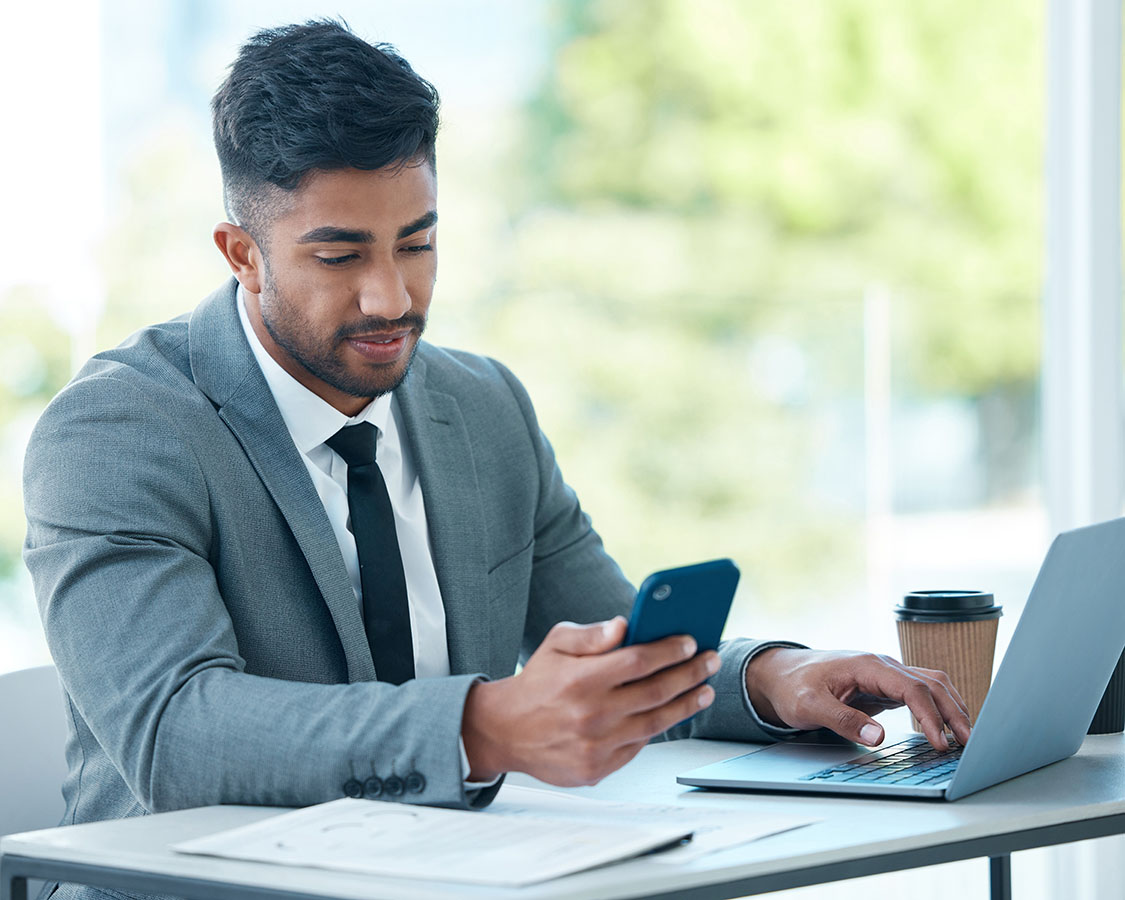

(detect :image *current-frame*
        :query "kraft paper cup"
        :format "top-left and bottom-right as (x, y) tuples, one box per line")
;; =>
(895, 591), (1002, 730)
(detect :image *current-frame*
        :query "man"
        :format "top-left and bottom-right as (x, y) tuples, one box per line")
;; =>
(23, 20), (969, 895)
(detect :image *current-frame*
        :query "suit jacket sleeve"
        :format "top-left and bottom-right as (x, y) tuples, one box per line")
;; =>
(24, 372), (488, 813)
(491, 359), (804, 744)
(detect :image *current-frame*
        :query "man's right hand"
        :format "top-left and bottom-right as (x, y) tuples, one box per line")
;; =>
(461, 616), (718, 785)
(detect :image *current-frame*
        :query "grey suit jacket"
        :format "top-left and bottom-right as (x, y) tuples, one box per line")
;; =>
(23, 279), (791, 847)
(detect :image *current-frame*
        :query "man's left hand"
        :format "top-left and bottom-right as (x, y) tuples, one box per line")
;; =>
(745, 647), (973, 751)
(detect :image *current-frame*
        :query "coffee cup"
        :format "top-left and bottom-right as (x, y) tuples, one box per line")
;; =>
(895, 590), (1002, 729)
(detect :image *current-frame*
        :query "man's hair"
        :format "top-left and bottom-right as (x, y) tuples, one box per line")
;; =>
(211, 19), (440, 243)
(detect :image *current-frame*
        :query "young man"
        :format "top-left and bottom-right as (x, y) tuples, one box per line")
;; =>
(23, 19), (969, 878)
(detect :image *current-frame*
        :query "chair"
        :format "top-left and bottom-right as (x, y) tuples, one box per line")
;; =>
(0, 665), (68, 838)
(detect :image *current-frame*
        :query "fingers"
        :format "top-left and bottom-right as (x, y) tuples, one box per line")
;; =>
(570, 647), (721, 749)
(604, 634), (703, 684)
(555, 679), (715, 785)
(795, 689), (889, 748)
(854, 657), (972, 749)
(507, 623), (721, 788)
(753, 650), (975, 751)
(543, 617), (627, 656)
(546, 621), (713, 694)
(612, 650), (721, 716)
(622, 682), (717, 744)
(896, 678), (952, 750)
(907, 666), (973, 746)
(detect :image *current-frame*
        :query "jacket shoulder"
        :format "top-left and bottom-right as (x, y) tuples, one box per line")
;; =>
(416, 343), (508, 385)
(29, 313), (210, 448)
(412, 342), (539, 423)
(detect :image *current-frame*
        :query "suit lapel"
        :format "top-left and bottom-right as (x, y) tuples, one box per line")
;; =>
(187, 281), (376, 683)
(396, 353), (492, 676)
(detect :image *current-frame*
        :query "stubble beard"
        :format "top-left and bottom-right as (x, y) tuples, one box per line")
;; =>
(259, 269), (426, 400)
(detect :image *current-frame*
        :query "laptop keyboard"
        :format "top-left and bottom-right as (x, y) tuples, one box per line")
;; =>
(798, 735), (963, 787)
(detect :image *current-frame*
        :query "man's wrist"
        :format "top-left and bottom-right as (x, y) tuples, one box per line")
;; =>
(744, 645), (805, 729)
(461, 678), (511, 782)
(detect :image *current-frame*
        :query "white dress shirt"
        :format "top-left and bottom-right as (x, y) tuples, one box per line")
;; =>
(238, 289), (501, 786)
(236, 288), (451, 678)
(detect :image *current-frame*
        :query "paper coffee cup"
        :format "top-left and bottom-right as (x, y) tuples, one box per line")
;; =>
(895, 591), (1002, 729)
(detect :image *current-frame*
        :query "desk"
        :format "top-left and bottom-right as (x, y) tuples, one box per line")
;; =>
(3, 735), (1124, 900)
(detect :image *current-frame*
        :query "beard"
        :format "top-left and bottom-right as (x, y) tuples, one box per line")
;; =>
(258, 268), (427, 400)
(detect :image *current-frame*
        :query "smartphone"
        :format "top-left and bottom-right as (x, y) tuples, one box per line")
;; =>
(623, 558), (740, 651)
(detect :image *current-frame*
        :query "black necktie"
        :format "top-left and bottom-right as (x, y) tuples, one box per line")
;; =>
(325, 423), (415, 684)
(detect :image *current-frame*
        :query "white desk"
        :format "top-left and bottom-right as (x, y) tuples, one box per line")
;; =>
(3, 735), (1125, 900)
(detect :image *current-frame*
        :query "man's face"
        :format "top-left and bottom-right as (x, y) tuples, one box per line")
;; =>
(243, 163), (438, 414)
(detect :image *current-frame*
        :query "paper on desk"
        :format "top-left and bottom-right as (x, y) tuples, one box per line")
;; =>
(490, 785), (818, 863)
(174, 785), (817, 886)
(172, 794), (692, 887)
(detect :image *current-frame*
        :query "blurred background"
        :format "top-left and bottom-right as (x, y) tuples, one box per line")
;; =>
(0, 1), (1120, 897)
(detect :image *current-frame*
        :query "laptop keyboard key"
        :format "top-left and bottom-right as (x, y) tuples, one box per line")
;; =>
(800, 735), (963, 786)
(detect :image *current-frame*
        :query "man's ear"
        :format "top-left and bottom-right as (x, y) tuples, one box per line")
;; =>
(213, 223), (265, 295)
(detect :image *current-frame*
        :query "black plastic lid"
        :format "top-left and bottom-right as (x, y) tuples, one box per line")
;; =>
(894, 590), (1002, 622)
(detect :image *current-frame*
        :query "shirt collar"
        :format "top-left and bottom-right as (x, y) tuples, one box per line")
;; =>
(236, 284), (392, 455)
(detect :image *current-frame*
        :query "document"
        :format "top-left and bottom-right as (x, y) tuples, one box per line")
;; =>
(488, 785), (816, 864)
(173, 784), (816, 886)
(174, 793), (691, 887)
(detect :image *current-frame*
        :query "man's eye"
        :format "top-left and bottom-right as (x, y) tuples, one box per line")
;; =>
(402, 244), (433, 254)
(316, 254), (357, 266)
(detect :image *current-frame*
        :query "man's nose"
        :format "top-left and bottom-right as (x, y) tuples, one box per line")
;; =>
(356, 264), (411, 321)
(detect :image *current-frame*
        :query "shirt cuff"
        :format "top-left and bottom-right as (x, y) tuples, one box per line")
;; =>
(740, 640), (809, 739)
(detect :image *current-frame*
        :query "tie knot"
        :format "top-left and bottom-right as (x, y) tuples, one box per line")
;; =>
(325, 423), (378, 467)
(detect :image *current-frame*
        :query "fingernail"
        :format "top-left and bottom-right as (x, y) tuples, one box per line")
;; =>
(682, 638), (697, 657)
(859, 723), (881, 746)
(698, 686), (715, 708)
(602, 621), (615, 639)
(706, 654), (720, 674)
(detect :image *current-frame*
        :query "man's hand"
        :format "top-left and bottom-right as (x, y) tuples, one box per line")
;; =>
(745, 648), (973, 751)
(461, 617), (719, 785)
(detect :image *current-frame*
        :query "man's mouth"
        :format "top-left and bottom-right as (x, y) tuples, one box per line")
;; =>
(348, 329), (413, 344)
(345, 330), (414, 363)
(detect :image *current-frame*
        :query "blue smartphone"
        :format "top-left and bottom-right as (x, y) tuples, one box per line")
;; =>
(623, 558), (740, 651)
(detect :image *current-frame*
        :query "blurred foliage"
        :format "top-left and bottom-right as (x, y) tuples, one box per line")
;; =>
(1, 1), (1044, 617)
(0, 122), (228, 591)
(0, 288), (74, 579)
(99, 118), (231, 347)
(469, 0), (1042, 601)
(520, 0), (1041, 393)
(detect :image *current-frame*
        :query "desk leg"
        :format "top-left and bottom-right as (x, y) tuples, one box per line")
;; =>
(990, 854), (1012, 900)
(1, 873), (27, 900)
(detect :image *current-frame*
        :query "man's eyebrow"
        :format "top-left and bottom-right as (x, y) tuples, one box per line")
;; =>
(294, 211), (437, 245)
(397, 210), (438, 239)
(296, 226), (376, 244)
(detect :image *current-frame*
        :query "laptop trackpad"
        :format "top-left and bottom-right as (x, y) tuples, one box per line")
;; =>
(701, 731), (873, 781)
(752, 739), (868, 775)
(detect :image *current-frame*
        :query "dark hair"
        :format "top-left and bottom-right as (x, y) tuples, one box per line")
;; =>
(211, 19), (440, 241)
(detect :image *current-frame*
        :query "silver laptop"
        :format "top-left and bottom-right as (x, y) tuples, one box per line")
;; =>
(678, 517), (1125, 800)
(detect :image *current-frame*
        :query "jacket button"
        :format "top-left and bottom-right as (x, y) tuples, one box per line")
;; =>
(343, 778), (363, 799)
(405, 772), (426, 794)
(384, 775), (405, 797)
(364, 776), (384, 798)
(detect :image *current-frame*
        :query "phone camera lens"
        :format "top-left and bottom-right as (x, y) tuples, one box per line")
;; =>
(653, 584), (672, 601)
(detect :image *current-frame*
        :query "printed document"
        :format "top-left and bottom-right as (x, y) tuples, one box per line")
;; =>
(488, 785), (816, 864)
(173, 784), (815, 886)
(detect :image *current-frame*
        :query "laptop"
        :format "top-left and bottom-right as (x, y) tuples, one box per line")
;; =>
(678, 516), (1125, 800)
